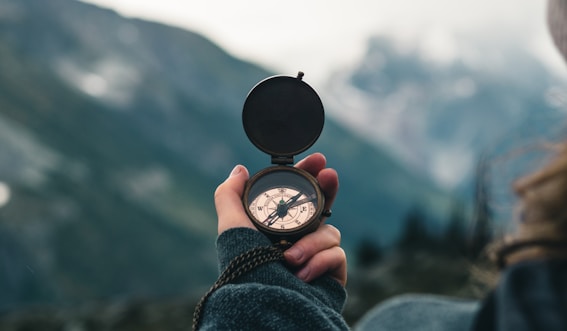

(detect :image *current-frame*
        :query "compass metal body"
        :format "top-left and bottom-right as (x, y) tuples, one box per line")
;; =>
(242, 72), (325, 245)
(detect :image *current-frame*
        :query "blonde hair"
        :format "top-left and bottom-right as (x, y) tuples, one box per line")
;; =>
(491, 142), (567, 267)
(514, 143), (567, 240)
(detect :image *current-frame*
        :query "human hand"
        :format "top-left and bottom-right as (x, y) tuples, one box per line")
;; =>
(281, 154), (346, 286)
(284, 223), (347, 286)
(214, 152), (346, 286)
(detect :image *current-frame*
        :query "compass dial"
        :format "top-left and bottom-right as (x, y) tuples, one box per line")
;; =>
(249, 186), (317, 230)
(243, 166), (324, 243)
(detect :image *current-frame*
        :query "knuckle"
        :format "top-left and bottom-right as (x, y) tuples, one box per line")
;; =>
(214, 183), (227, 201)
(335, 246), (347, 260)
(324, 224), (341, 244)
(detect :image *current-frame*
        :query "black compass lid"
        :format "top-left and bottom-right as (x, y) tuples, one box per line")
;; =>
(242, 72), (324, 164)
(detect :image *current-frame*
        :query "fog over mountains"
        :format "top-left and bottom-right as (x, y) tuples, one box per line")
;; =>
(324, 34), (567, 194)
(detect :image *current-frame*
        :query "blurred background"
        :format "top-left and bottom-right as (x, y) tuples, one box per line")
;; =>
(1, 0), (567, 329)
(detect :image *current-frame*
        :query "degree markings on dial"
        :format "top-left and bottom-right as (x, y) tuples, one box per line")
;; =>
(249, 187), (316, 229)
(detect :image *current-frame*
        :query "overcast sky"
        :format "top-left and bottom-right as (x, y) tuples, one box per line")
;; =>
(79, 0), (563, 84)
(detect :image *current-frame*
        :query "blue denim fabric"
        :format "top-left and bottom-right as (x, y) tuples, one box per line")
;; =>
(355, 259), (567, 331)
(472, 259), (567, 331)
(355, 294), (479, 331)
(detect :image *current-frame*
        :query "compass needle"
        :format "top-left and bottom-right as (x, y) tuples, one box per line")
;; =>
(288, 194), (317, 209)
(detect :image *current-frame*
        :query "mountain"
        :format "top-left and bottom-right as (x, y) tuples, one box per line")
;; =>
(324, 35), (567, 199)
(0, 0), (451, 309)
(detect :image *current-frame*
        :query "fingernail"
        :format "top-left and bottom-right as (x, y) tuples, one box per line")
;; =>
(296, 267), (310, 282)
(284, 246), (304, 262)
(229, 165), (242, 177)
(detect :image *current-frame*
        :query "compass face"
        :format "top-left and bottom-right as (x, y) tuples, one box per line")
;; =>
(249, 186), (317, 230)
(244, 166), (324, 240)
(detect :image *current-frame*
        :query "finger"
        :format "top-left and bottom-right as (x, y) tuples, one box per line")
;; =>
(296, 153), (339, 221)
(294, 246), (347, 286)
(317, 168), (339, 214)
(214, 165), (256, 234)
(284, 224), (341, 266)
(295, 152), (326, 176)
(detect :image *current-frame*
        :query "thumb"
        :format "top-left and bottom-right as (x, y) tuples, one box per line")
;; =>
(214, 165), (256, 234)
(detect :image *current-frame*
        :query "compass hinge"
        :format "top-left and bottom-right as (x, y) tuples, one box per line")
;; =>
(271, 156), (294, 165)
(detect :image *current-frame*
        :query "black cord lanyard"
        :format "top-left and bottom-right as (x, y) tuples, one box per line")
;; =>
(192, 245), (285, 330)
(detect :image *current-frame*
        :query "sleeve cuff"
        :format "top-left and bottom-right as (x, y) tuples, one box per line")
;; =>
(216, 227), (273, 272)
(214, 227), (347, 314)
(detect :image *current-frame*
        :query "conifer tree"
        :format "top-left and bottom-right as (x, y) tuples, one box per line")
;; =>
(442, 200), (468, 257)
(397, 206), (431, 251)
(469, 154), (493, 259)
(354, 238), (383, 267)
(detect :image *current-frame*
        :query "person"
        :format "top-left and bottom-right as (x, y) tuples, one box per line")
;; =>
(195, 153), (349, 330)
(355, 144), (567, 331)
(355, 1), (567, 330)
(196, 0), (567, 329)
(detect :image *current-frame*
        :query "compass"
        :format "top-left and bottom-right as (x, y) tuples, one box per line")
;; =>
(242, 72), (326, 245)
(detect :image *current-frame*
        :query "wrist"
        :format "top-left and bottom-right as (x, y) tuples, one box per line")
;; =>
(216, 228), (272, 271)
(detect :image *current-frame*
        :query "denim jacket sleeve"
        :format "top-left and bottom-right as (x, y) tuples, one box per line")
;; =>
(198, 227), (349, 331)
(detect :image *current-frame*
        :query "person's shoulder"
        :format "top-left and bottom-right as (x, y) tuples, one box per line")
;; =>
(354, 294), (480, 331)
